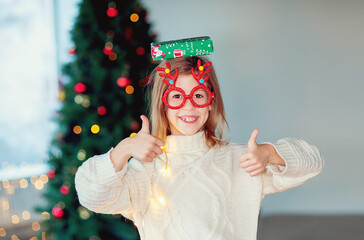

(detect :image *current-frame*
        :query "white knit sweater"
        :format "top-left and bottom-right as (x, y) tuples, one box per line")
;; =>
(75, 131), (324, 240)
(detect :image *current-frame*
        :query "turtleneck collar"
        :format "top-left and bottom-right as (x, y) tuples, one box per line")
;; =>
(165, 131), (209, 153)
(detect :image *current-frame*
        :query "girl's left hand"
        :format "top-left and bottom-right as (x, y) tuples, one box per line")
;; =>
(238, 129), (271, 177)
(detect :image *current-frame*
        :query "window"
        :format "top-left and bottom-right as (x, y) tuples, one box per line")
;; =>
(0, 0), (57, 178)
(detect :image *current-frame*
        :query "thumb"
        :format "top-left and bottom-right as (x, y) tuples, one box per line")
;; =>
(247, 128), (259, 150)
(139, 115), (150, 134)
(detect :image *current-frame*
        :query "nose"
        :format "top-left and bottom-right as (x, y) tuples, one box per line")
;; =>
(182, 98), (194, 110)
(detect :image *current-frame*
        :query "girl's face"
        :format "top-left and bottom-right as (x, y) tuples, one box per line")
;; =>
(165, 74), (212, 136)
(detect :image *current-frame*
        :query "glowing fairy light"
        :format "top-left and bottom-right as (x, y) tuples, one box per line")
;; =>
(32, 222), (41, 231)
(77, 149), (86, 161)
(2, 179), (10, 188)
(34, 180), (44, 190)
(158, 197), (166, 205)
(39, 174), (49, 183)
(22, 211), (31, 220)
(12, 215), (20, 224)
(74, 94), (83, 104)
(109, 52), (117, 61)
(7, 186), (15, 195)
(125, 85), (134, 94)
(19, 179), (28, 188)
(41, 212), (50, 220)
(91, 124), (100, 134)
(2, 200), (10, 211)
(81, 97), (90, 108)
(30, 176), (38, 184)
(0, 228), (6, 237)
(11, 235), (19, 240)
(73, 125), (82, 134)
(130, 13), (139, 22)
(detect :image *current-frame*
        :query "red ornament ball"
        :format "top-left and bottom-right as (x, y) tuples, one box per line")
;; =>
(107, 8), (118, 17)
(52, 206), (64, 218)
(60, 185), (70, 195)
(47, 169), (56, 179)
(74, 82), (86, 93)
(136, 46), (145, 55)
(68, 48), (76, 55)
(97, 106), (107, 115)
(116, 77), (131, 88)
(103, 46), (113, 55)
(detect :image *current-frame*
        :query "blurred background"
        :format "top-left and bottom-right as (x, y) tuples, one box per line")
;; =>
(0, 0), (363, 239)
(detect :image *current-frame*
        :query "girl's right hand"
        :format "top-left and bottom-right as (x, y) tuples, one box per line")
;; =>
(110, 115), (165, 171)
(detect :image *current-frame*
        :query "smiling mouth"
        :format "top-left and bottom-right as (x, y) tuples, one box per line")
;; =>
(179, 116), (199, 123)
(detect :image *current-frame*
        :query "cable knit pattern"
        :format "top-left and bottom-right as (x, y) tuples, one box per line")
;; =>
(75, 131), (324, 240)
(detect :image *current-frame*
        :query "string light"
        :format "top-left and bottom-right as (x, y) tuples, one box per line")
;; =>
(130, 13), (139, 22)
(2, 179), (10, 188)
(116, 77), (131, 88)
(0, 228), (6, 237)
(11, 235), (19, 240)
(108, 52), (117, 61)
(7, 186), (15, 195)
(19, 179), (28, 188)
(22, 211), (31, 220)
(2, 200), (10, 211)
(32, 222), (41, 231)
(81, 96), (90, 108)
(78, 206), (91, 220)
(52, 206), (64, 219)
(41, 212), (50, 220)
(77, 149), (86, 161)
(106, 30), (115, 38)
(91, 124), (100, 134)
(30, 176), (38, 184)
(125, 85), (134, 94)
(73, 125), (82, 134)
(74, 94), (83, 104)
(34, 180), (44, 190)
(107, 3), (118, 18)
(74, 82), (86, 94)
(97, 106), (107, 115)
(11, 215), (20, 224)
(60, 185), (70, 195)
(39, 174), (49, 183)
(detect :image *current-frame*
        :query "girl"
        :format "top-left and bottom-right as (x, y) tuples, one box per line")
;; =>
(75, 56), (324, 240)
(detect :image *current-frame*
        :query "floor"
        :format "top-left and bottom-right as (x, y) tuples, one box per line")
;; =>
(257, 215), (364, 240)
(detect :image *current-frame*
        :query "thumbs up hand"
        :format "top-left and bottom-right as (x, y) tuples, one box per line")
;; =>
(110, 115), (164, 171)
(238, 129), (271, 177)
(127, 115), (165, 162)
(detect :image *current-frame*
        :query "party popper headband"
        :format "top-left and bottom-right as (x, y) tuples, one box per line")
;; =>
(156, 59), (215, 109)
(151, 36), (214, 61)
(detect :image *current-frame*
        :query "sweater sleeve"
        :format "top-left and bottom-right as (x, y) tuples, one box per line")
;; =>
(260, 138), (324, 195)
(74, 149), (151, 220)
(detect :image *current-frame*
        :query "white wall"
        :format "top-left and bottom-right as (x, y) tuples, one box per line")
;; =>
(141, 0), (364, 216)
(58, 0), (364, 216)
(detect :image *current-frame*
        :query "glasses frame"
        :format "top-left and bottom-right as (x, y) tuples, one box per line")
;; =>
(162, 85), (215, 110)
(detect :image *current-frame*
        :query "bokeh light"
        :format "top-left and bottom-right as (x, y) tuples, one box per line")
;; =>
(91, 124), (100, 134)
(130, 13), (139, 22)
(77, 149), (86, 161)
(125, 85), (134, 94)
(73, 125), (82, 134)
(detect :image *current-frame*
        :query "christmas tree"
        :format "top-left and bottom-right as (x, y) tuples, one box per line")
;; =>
(39, 0), (156, 239)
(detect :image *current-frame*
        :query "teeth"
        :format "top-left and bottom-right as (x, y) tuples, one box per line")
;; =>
(181, 117), (196, 122)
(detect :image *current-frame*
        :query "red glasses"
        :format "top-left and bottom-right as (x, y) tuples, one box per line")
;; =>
(157, 60), (215, 110)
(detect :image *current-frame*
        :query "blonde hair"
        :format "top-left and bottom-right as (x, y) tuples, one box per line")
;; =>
(147, 56), (229, 148)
